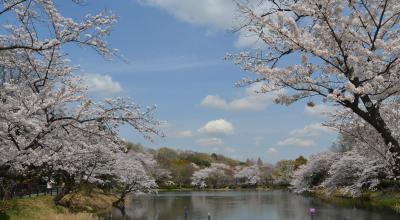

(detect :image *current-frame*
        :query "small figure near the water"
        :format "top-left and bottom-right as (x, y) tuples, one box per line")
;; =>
(309, 208), (316, 219)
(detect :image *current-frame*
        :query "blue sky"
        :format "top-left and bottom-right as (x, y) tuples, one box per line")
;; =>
(61, 0), (337, 163)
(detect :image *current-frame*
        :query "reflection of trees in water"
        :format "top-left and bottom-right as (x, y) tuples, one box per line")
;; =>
(119, 194), (176, 220)
(273, 192), (392, 220)
(112, 191), (398, 220)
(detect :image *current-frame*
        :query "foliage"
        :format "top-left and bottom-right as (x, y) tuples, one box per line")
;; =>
(169, 159), (196, 188)
(293, 156), (307, 170)
(273, 160), (295, 186)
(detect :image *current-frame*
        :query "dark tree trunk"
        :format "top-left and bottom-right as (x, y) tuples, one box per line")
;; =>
(369, 115), (400, 178)
(53, 185), (71, 204)
(0, 165), (14, 200)
(53, 173), (74, 204)
(351, 97), (400, 178)
(113, 185), (130, 209)
(112, 193), (126, 209)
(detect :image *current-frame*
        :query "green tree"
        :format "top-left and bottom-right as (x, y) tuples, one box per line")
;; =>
(294, 156), (307, 170)
(170, 160), (195, 188)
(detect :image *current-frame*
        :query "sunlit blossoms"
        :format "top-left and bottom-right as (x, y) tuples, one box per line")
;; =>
(291, 151), (340, 193)
(111, 151), (157, 205)
(191, 163), (233, 188)
(230, 0), (400, 177)
(234, 165), (262, 186)
(0, 0), (162, 201)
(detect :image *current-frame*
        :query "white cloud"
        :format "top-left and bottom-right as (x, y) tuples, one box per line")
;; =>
(138, 0), (236, 30)
(289, 123), (334, 138)
(277, 137), (315, 148)
(139, 0), (274, 49)
(174, 130), (193, 137)
(267, 147), (278, 153)
(275, 123), (335, 148)
(201, 84), (281, 111)
(304, 104), (335, 117)
(235, 31), (267, 49)
(198, 119), (234, 136)
(82, 73), (122, 94)
(196, 137), (224, 146)
(201, 95), (227, 109)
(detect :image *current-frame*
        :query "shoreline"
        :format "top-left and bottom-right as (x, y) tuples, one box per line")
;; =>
(308, 189), (400, 214)
(2, 189), (399, 219)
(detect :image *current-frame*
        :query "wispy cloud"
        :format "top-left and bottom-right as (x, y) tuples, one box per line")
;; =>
(138, 0), (236, 30)
(195, 137), (224, 146)
(267, 147), (278, 154)
(289, 123), (334, 138)
(277, 137), (315, 148)
(276, 123), (335, 148)
(89, 56), (226, 75)
(173, 130), (193, 138)
(201, 84), (283, 112)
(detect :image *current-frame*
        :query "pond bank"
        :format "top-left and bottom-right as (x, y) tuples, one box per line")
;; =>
(2, 189), (399, 219)
(0, 196), (100, 220)
(0, 187), (118, 220)
(310, 189), (400, 214)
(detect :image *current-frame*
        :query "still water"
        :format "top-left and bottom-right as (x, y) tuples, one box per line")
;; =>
(109, 190), (399, 220)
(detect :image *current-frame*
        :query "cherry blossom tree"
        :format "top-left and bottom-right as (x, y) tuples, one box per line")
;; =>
(292, 104), (397, 196)
(191, 163), (233, 188)
(321, 151), (387, 197)
(230, 0), (400, 177)
(0, 0), (162, 199)
(234, 165), (263, 186)
(327, 99), (400, 172)
(291, 151), (340, 193)
(111, 151), (157, 208)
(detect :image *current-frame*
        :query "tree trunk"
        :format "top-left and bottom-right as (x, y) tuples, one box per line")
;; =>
(53, 173), (74, 204)
(53, 185), (71, 204)
(371, 116), (400, 178)
(0, 165), (14, 200)
(112, 193), (126, 209)
(355, 99), (400, 178)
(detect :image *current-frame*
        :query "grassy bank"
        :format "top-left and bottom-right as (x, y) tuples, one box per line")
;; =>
(0, 196), (100, 220)
(0, 187), (118, 220)
(59, 188), (117, 213)
(311, 189), (400, 214)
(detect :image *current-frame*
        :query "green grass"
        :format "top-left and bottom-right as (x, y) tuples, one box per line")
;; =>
(0, 196), (62, 220)
(0, 196), (102, 220)
(312, 189), (400, 214)
(59, 188), (117, 213)
(371, 192), (400, 213)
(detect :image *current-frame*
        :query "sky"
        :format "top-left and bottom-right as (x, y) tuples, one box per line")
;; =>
(60, 0), (337, 163)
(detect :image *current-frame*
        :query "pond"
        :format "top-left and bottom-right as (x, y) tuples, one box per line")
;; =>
(108, 190), (399, 220)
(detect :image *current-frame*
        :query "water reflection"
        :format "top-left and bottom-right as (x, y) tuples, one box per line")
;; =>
(109, 191), (399, 220)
